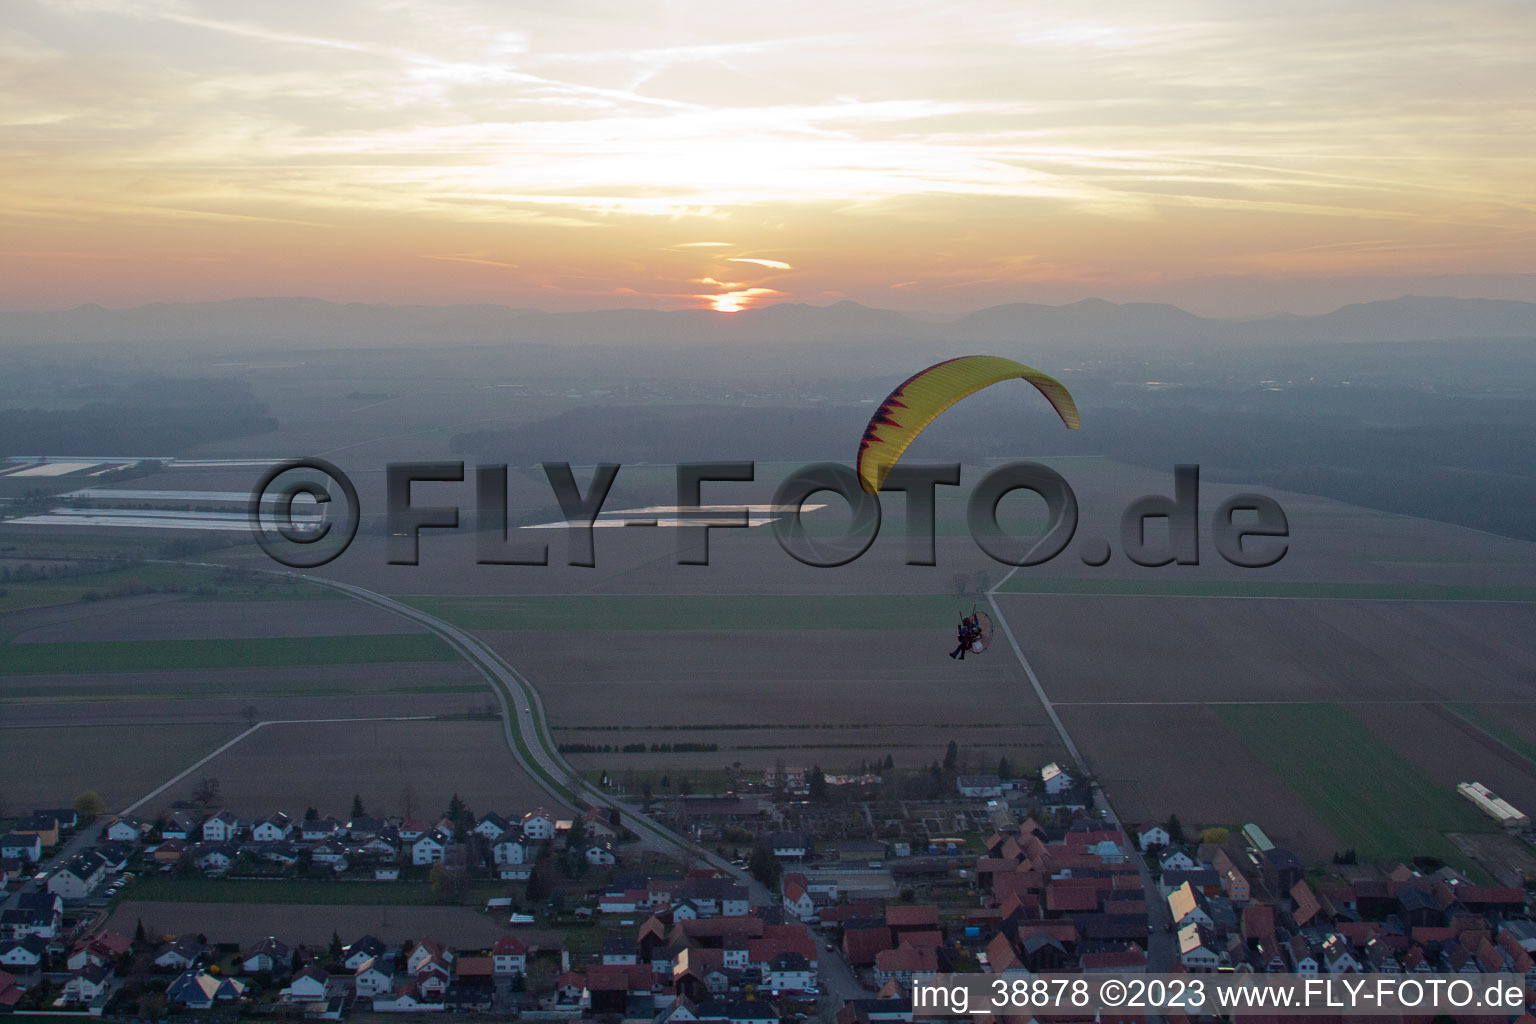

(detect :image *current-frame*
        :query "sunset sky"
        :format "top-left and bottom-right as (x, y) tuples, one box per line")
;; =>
(3, 0), (1532, 315)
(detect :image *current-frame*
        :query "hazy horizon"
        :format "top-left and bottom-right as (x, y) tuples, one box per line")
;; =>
(5, 1), (1532, 318)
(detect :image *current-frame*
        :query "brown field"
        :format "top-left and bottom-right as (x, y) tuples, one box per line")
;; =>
(502, 628), (1041, 725)
(108, 901), (558, 948)
(0, 593), (179, 641)
(1056, 703), (1338, 859)
(0, 691), (497, 730)
(190, 718), (568, 819)
(556, 723), (1054, 776)
(10, 598), (423, 642)
(0, 721), (245, 812)
(0, 660), (486, 708)
(997, 594), (1536, 706)
(496, 626), (1064, 774)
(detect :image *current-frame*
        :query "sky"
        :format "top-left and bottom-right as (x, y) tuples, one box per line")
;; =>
(2, 0), (1533, 316)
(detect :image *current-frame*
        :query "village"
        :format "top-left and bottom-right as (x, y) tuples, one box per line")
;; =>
(4, 758), (1536, 1023)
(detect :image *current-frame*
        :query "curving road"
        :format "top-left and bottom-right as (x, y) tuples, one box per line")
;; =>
(282, 572), (767, 901)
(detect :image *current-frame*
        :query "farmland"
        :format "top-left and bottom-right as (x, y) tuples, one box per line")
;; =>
(1213, 703), (1494, 866)
(186, 718), (567, 818)
(0, 633), (454, 674)
(497, 626), (1061, 774)
(107, 901), (541, 948)
(0, 721), (244, 811)
(4, 449), (1536, 879)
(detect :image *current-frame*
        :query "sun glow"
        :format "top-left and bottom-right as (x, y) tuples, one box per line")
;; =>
(704, 287), (780, 312)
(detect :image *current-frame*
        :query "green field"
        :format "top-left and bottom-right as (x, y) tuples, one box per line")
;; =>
(1214, 703), (1493, 868)
(0, 633), (455, 674)
(406, 593), (990, 631)
(998, 577), (1536, 602)
(0, 559), (338, 616)
(1446, 705), (1536, 766)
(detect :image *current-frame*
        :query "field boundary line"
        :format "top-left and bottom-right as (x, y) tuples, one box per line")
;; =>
(119, 714), (442, 816)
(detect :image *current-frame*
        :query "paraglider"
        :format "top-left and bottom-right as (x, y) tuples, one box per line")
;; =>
(853, 354), (1078, 659)
(950, 607), (993, 660)
(855, 354), (1080, 496)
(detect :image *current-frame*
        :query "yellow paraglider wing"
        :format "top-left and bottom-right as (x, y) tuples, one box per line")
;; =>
(856, 355), (1080, 495)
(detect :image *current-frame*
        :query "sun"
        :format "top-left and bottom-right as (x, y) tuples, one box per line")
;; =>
(701, 287), (779, 313)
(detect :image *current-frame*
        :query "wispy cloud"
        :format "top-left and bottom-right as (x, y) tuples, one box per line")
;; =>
(4, 0), (1533, 312)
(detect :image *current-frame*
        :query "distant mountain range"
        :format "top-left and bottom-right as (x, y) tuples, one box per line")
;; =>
(1, 294), (1532, 355)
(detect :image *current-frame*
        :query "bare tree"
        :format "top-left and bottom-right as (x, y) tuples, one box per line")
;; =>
(191, 776), (221, 807)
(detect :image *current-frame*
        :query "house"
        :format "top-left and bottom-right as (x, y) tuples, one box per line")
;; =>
(874, 943), (938, 987)
(300, 818), (342, 842)
(105, 818), (143, 844)
(1178, 923), (1220, 970)
(343, 935), (387, 970)
(159, 811), (196, 841)
(956, 775), (1005, 798)
(48, 851), (108, 899)
(1041, 762), (1073, 795)
(769, 832), (811, 860)
(150, 837), (188, 866)
(251, 813), (293, 842)
(1211, 848), (1251, 902)
(353, 957), (395, 997)
(0, 835), (40, 864)
(154, 937), (210, 971)
(766, 951), (815, 994)
(584, 841), (618, 866)
(375, 866), (401, 881)
(39, 808), (77, 831)
(603, 935), (639, 966)
(493, 835), (526, 865)
(414, 956), (452, 1000)
(243, 936), (291, 974)
(412, 832), (448, 865)
(60, 963), (113, 1004)
(347, 816), (388, 839)
(1168, 882), (1213, 929)
(582, 806), (623, 839)
(1137, 824), (1171, 850)
(473, 813), (511, 840)
(201, 810), (241, 842)
(167, 970), (247, 1008)
(0, 936), (47, 969)
(194, 843), (237, 874)
(356, 836), (399, 860)
(13, 815), (59, 849)
(1, 893), (61, 940)
(782, 873), (816, 922)
(283, 966), (329, 1002)
(1159, 846), (1197, 873)
(253, 841), (300, 866)
(491, 935), (527, 975)
(68, 932), (131, 972)
(406, 939), (454, 975)
(310, 841), (349, 867)
(521, 808), (557, 841)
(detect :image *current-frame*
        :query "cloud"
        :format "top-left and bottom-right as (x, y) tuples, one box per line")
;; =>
(728, 257), (792, 270)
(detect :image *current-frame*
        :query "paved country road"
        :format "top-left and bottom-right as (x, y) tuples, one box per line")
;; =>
(283, 571), (772, 905)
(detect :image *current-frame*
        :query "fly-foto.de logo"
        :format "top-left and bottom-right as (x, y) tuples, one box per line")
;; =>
(248, 459), (1289, 571)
